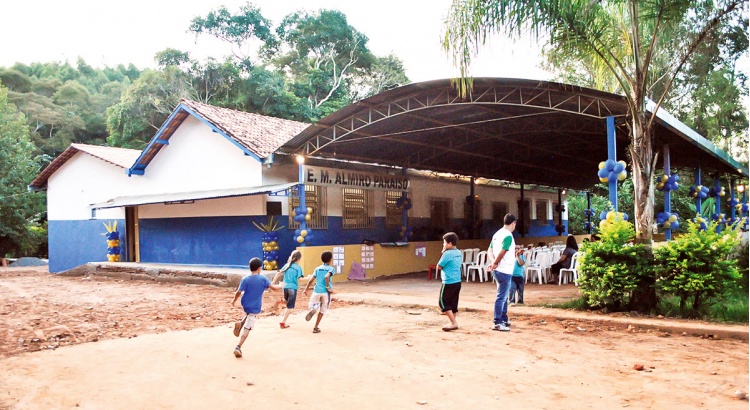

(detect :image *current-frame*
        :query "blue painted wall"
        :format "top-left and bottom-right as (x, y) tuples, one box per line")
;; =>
(49, 219), (127, 273)
(49, 215), (568, 273)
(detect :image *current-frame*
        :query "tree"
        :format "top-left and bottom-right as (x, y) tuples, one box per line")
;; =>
(0, 84), (45, 257)
(443, 0), (747, 242)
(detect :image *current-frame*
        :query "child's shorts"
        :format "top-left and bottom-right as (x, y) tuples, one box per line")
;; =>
(243, 314), (257, 330)
(438, 282), (461, 314)
(308, 292), (331, 314)
(283, 288), (298, 309)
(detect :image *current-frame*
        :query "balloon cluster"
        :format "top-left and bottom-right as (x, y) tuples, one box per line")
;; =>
(261, 232), (280, 270)
(656, 211), (679, 230)
(584, 221), (594, 231)
(656, 173), (680, 192)
(583, 208), (595, 217)
(395, 196), (412, 210)
(396, 196), (412, 241)
(739, 203), (750, 215)
(689, 185), (710, 199)
(692, 215), (708, 231)
(712, 212), (726, 224)
(599, 210), (628, 230)
(554, 204), (566, 213)
(292, 206), (315, 245)
(709, 185), (726, 198)
(103, 221), (121, 262)
(597, 160), (628, 183)
(555, 223), (565, 233)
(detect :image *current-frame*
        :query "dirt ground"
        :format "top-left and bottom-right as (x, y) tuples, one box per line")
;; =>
(1, 266), (748, 409)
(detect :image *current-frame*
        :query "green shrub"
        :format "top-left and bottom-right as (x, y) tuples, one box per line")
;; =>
(577, 219), (654, 311)
(653, 221), (742, 315)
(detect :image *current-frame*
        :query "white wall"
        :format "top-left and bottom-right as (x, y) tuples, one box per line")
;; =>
(47, 153), (130, 220)
(133, 116), (263, 192)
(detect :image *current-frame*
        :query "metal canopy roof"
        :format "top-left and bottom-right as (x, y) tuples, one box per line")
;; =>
(89, 183), (298, 210)
(282, 78), (746, 191)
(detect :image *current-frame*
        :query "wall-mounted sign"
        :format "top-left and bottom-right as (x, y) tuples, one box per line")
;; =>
(303, 165), (410, 191)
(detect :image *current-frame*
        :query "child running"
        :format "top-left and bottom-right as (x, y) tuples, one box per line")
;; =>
(301, 251), (335, 333)
(271, 250), (305, 328)
(437, 232), (462, 331)
(231, 257), (282, 358)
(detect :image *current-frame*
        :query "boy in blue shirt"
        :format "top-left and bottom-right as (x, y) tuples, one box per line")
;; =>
(302, 251), (335, 334)
(437, 232), (462, 331)
(231, 257), (282, 358)
(509, 246), (526, 305)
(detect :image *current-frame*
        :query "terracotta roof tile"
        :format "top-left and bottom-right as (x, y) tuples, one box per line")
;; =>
(30, 144), (140, 189)
(180, 99), (310, 158)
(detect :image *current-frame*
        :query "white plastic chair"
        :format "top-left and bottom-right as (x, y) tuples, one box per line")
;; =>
(525, 251), (549, 284)
(460, 248), (473, 280)
(466, 250), (489, 282)
(559, 252), (579, 285)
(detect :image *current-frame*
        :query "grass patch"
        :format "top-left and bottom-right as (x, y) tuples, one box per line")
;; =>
(544, 297), (588, 310)
(656, 291), (749, 324)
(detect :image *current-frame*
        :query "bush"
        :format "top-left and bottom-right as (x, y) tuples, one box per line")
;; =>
(653, 221), (742, 315)
(577, 219), (654, 311)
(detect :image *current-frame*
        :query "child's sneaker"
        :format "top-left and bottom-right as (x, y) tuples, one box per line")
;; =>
(233, 321), (242, 337)
(491, 323), (510, 332)
(233, 346), (242, 358)
(305, 308), (318, 321)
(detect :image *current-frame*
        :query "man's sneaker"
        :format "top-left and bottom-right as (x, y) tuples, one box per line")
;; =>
(504, 321), (512, 328)
(233, 346), (242, 358)
(305, 309), (318, 321)
(233, 321), (242, 337)
(492, 323), (510, 332)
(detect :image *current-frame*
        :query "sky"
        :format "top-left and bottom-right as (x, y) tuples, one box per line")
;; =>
(0, 0), (551, 83)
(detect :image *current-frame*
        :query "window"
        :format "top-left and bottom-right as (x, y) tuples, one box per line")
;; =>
(430, 198), (451, 228)
(386, 191), (409, 227)
(517, 199), (530, 235)
(342, 188), (374, 229)
(536, 200), (548, 225)
(491, 202), (508, 225)
(289, 185), (327, 229)
(266, 201), (281, 216)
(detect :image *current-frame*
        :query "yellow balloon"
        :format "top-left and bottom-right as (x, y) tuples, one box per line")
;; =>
(663, 221), (671, 228)
(297, 236), (305, 243)
(617, 171), (627, 181)
(274, 246), (279, 250)
(720, 191), (725, 196)
(598, 161), (606, 170)
(599, 220), (610, 229)
(657, 182), (664, 190)
(668, 215), (677, 222)
(305, 215), (311, 221)
(599, 177), (608, 183)
(300, 229), (308, 237)
(661, 175), (668, 182)
(618, 160), (627, 168)
(307, 207), (313, 214)
(606, 211), (616, 222)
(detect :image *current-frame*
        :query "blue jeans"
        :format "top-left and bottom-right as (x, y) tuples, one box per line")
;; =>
(493, 270), (512, 324)
(509, 276), (524, 303)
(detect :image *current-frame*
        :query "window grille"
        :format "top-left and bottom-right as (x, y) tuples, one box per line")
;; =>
(536, 200), (548, 225)
(342, 188), (374, 229)
(429, 198), (451, 228)
(289, 185), (327, 229)
(492, 202), (509, 225)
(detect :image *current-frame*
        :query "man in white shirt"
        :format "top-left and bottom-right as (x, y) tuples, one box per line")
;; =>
(487, 214), (517, 331)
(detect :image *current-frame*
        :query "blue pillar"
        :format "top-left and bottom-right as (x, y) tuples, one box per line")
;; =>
(695, 166), (702, 216)
(730, 179), (737, 223)
(586, 191), (592, 234)
(715, 176), (722, 233)
(607, 116), (618, 211)
(663, 145), (672, 241)
(297, 157), (307, 247)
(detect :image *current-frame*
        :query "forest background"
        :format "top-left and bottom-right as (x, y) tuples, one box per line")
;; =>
(0, 2), (747, 258)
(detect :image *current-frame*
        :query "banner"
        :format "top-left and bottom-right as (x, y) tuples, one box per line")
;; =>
(303, 165), (410, 191)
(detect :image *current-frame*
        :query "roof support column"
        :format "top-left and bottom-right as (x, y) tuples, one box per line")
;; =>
(297, 158), (307, 247)
(519, 184), (525, 238)
(730, 179), (737, 224)
(663, 145), (672, 241)
(586, 192), (592, 234)
(714, 176), (723, 233)
(469, 177), (476, 239)
(607, 116), (618, 211)
(695, 166), (702, 216)
(557, 189), (563, 236)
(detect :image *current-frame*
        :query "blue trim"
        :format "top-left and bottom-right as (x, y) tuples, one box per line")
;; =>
(607, 116), (618, 211)
(154, 139), (169, 145)
(128, 106), (186, 175)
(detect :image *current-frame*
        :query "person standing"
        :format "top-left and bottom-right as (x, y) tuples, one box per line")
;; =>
(436, 232), (462, 331)
(509, 247), (526, 305)
(487, 214), (517, 331)
(231, 257), (283, 358)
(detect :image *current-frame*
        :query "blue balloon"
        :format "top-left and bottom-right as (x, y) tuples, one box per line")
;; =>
(608, 171), (617, 182)
(600, 211), (607, 220)
(597, 168), (608, 179)
(604, 159), (616, 170)
(613, 163), (624, 173)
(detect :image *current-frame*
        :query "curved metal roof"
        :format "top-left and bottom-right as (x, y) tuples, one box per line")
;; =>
(282, 78), (746, 190)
